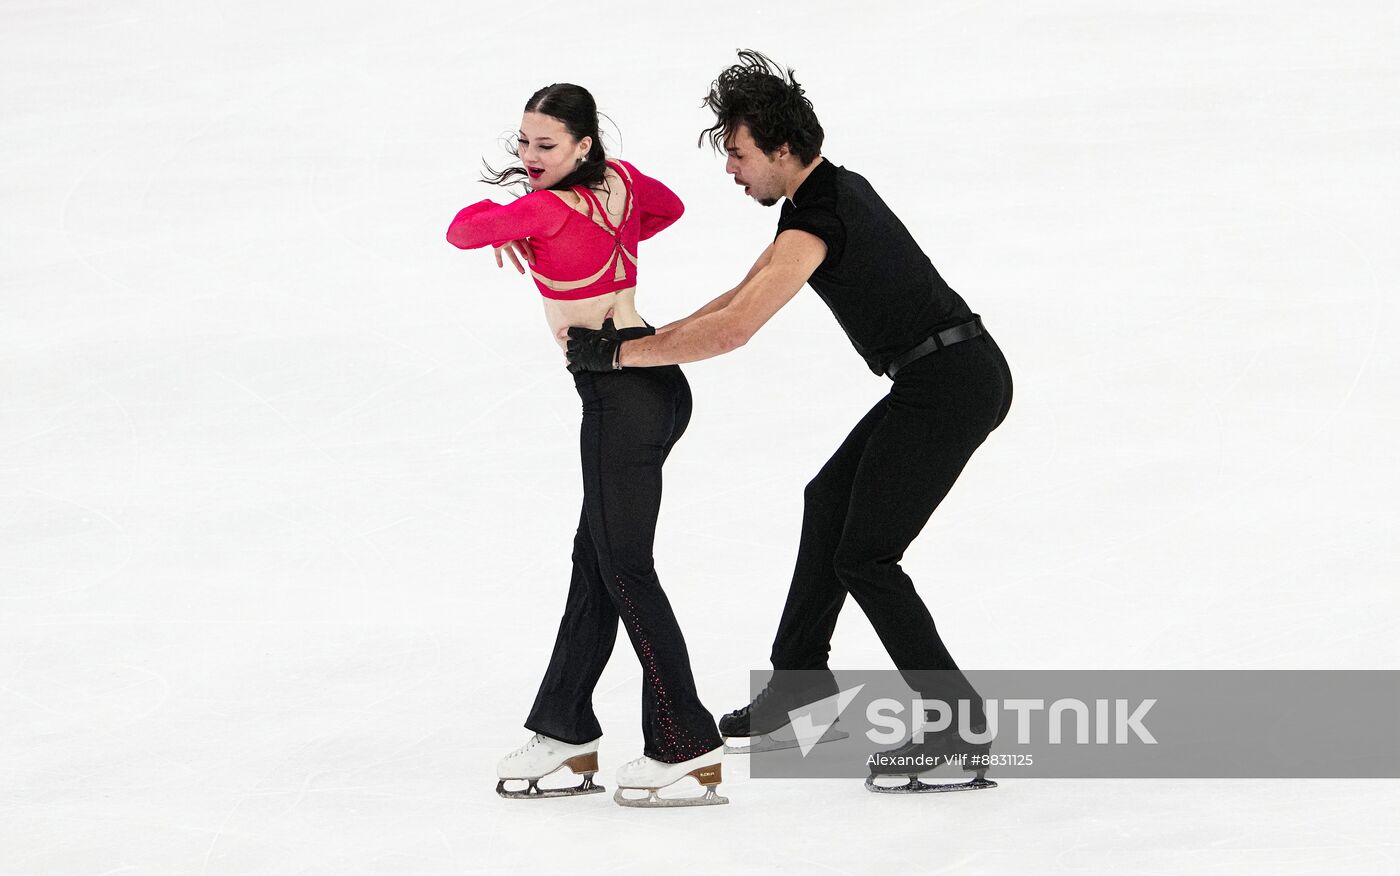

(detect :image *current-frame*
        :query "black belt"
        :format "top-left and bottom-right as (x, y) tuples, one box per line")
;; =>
(885, 316), (984, 379)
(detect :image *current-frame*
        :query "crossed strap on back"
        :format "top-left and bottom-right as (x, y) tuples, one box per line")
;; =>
(531, 161), (639, 293)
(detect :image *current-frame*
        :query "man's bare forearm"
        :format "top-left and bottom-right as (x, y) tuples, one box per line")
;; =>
(621, 235), (822, 368)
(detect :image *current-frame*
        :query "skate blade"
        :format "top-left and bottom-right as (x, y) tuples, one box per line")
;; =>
(864, 769), (997, 795)
(496, 774), (605, 799)
(613, 785), (729, 808)
(723, 726), (849, 755)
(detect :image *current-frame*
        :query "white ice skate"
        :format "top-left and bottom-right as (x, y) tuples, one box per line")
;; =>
(613, 746), (728, 808)
(496, 733), (603, 799)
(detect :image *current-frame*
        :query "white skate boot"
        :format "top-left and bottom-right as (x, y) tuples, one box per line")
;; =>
(613, 745), (728, 808)
(495, 733), (603, 799)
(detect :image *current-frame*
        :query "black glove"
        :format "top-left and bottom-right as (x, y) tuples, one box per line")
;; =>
(566, 318), (623, 373)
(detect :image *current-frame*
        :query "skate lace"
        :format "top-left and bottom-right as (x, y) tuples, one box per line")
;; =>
(505, 733), (545, 760)
(749, 683), (775, 712)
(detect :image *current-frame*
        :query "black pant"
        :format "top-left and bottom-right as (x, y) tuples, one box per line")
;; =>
(770, 329), (1014, 726)
(526, 357), (722, 763)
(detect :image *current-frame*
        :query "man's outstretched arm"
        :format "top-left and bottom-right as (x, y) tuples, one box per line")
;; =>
(617, 230), (827, 367)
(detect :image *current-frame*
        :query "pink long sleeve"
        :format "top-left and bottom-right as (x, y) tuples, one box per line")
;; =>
(446, 161), (681, 301)
(618, 161), (684, 241)
(445, 194), (568, 250)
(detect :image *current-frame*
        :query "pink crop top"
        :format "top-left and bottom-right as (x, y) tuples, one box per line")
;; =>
(445, 159), (683, 301)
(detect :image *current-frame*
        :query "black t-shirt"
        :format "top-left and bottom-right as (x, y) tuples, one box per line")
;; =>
(776, 158), (973, 374)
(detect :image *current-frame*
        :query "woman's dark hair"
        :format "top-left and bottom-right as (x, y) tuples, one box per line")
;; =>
(698, 50), (823, 165)
(483, 83), (609, 192)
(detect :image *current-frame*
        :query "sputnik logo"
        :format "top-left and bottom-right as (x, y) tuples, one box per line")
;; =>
(787, 684), (866, 756)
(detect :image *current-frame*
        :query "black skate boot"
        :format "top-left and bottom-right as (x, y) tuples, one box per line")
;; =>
(719, 672), (847, 755)
(865, 726), (997, 794)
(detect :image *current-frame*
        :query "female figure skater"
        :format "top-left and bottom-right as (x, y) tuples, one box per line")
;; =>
(446, 84), (726, 808)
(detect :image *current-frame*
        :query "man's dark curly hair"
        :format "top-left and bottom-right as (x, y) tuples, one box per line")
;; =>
(698, 50), (824, 165)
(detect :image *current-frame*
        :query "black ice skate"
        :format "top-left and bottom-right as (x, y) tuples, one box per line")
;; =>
(865, 731), (997, 794)
(719, 675), (848, 755)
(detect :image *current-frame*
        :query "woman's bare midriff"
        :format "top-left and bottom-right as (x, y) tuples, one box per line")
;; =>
(542, 168), (648, 351)
(545, 288), (645, 351)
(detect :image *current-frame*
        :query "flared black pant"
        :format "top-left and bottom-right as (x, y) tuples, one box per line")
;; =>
(525, 358), (722, 763)
(770, 329), (1014, 727)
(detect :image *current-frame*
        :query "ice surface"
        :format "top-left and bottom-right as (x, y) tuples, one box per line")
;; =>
(2, 1), (1398, 873)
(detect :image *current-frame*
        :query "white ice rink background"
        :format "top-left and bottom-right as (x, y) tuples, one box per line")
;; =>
(3, 1), (1398, 873)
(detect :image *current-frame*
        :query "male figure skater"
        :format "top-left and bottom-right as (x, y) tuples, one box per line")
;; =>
(565, 51), (1014, 789)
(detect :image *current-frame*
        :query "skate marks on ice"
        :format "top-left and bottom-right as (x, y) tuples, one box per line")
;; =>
(496, 752), (605, 800)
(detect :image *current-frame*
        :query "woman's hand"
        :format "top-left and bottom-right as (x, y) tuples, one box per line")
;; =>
(493, 239), (535, 274)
